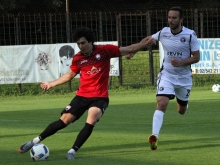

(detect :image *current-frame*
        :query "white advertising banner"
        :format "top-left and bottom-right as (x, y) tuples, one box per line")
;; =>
(191, 38), (220, 74)
(0, 45), (34, 84)
(33, 44), (58, 82)
(159, 38), (220, 74)
(0, 42), (119, 84)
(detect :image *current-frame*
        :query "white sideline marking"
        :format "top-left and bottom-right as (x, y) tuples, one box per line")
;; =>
(0, 119), (20, 122)
(0, 119), (48, 122)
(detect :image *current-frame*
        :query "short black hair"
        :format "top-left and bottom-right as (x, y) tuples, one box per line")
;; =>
(169, 6), (183, 18)
(59, 45), (74, 58)
(73, 27), (95, 44)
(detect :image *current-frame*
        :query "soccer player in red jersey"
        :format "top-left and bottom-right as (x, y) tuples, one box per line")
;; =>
(18, 27), (154, 160)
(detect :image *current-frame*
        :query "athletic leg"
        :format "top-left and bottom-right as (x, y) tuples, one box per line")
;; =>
(149, 96), (169, 150)
(18, 113), (76, 154)
(175, 86), (191, 115)
(66, 107), (102, 159)
(176, 101), (188, 115)
(66, 98), (108, 160)
(149, 75), (174, 150)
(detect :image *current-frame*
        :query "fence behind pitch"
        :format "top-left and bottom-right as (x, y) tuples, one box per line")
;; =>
(0, 2), (220, 93)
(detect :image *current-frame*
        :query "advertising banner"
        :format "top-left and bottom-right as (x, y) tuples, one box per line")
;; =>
(159, 38), (220, 74)
(0, 42), (119, 84)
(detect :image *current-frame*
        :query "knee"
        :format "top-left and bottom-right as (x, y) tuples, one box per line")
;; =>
(86, 119), (98, 126)
(156, 96), (169, 111)
(157, 101), (168, 112)
(87, 107), (102, 125)
(60, 113), (76, 125)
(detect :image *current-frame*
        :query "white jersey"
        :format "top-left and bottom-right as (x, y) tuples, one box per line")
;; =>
(152, 26), (199, 77)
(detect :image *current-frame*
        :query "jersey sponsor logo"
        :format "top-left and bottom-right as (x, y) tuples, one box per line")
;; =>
(180, 37), (186, 42)
(80, 59), (88, 64)
(163, 35), (171, 38)
(87, 66), (101, 75)
(65, 105), (71, 111)
(167, 52), (183, 58)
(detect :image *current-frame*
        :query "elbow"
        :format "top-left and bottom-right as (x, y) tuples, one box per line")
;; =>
(195, 56), (200, 63)
(193, 59), (200, 64)
(69, 74), (75, 80)
(194, 58), (200, 63)
(191, 55), (200, 64)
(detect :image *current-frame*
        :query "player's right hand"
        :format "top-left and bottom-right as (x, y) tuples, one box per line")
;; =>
(125, 53), (135, 59)
(141, 36), (156, 47)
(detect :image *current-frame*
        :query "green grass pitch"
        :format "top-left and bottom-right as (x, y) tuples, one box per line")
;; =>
(1, 88), (220, 165)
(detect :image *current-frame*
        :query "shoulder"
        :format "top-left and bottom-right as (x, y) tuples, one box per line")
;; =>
(95, 44), (118, 49)
(182, 26), (197, 36)
(159, 27), (172, 36)
(72, 52), (83, 61)
(155, 27), (171, 34)
(152, 27), (171, 40)
(162, 27), (170, 31)
(159, 27), (171, 34)
(94, 44), (119, 52)
(74, 52), (82, 57)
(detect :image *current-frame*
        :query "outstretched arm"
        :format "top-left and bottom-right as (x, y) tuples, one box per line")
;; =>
(119, 36), (155, 56)
(41, 69), (77, 90)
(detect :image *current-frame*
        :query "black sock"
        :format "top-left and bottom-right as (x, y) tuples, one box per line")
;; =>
(72, 123), (94, 152)
(39, 119), (67, 140)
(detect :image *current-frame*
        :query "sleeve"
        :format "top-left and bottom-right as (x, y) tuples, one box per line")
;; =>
(152, 31), (160, 41)
(70, 57), (80, 74)
(190, 31), (200, 52)
(104, 44), (121, 58)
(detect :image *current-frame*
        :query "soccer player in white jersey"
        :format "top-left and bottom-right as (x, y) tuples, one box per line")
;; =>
(147, 6), (200, 150)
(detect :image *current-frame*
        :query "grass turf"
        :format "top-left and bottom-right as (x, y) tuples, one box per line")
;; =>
(0, 88), (220, 165)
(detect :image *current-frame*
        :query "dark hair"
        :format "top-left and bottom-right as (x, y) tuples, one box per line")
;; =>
(59, 45), (74, 58)
(169, 6), (183, 18)
(73, 27), (95, 44)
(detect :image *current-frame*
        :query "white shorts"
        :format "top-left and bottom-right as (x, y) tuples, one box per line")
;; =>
(156, 73), (192, 101)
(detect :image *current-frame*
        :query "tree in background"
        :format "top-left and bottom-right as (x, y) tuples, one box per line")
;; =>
(0, 0), (219, 14)
(0, 0), (63, 13)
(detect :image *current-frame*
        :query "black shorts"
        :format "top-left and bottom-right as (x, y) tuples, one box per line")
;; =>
(61, 96), (109, 121)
